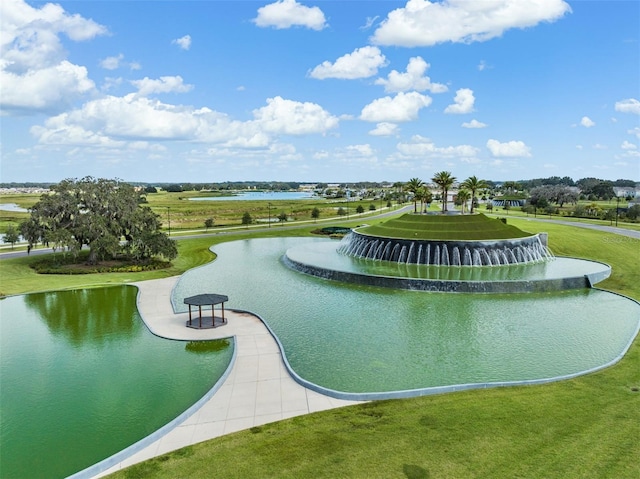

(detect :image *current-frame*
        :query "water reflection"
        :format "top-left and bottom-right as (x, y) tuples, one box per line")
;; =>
(185, 339), (230, 354)
(24, 287), (138, 345)
(1, 287), (233, 479)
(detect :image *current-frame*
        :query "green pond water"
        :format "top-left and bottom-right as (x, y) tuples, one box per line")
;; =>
(0, 286), (233, 479)
(173, 238), (640, 394)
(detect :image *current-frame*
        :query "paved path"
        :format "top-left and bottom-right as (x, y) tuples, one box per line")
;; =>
(94, 277), (360, 477)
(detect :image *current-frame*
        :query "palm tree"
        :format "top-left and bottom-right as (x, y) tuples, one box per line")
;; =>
(461, 175), (488, 214)
(404, 177), (425, 213)
(431, 171), (456, 213)
(456, 189), (471, 214)
(415, 186), (433, 213)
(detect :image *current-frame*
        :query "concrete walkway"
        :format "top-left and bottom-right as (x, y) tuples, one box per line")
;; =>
(95, 276), (361, 477)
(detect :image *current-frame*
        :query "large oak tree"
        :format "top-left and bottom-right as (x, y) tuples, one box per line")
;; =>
(20, 177), (177, 264)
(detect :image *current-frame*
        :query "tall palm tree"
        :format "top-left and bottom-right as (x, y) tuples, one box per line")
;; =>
(431, 171), (456, 213)
(415, 186), (433, 213)
(456, 189), (471, 214)
(461, 175), (488, 214)
(404, 177), (424, 213)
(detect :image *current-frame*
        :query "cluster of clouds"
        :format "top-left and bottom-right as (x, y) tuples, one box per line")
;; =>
(1, 0), (638, 175)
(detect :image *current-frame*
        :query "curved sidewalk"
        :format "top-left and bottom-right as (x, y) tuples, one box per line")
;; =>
(95, 276), (361, 477)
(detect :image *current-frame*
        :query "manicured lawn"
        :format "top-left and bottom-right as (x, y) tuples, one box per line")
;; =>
(1, 214), (638, 478)
(359, 213), (532, 240)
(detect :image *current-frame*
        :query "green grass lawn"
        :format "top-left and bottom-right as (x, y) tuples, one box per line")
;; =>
(1, 214), (638, 478)
(359, 213), (532, 240)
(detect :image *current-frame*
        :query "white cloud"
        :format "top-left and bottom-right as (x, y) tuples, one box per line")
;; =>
(369, 122), (399, 136)
(309, 46), (387, 80)
(444, 88), (475, 114)
(100, 54), (124, 70)
(100, 54), (140, 71)
(397, 135), (479, 159)
(621, 140), (637, 150)
(30, 94), (337, 149)
(371, 0), (571, 47)
(1, 60), (94, 114)
(131, 76), (194, 96)
(0, 0), (107, 114)
(374, 56), (447, 93)
(615, 98), (640, 115)
(486, 139), (531, 157)
(346, 144), (375, 157)
(462, 119), (487, 128)
(252, 96), (339, 135)
(360, 92), (432, 123)
(629, 127), (640, 139)
(253, 0), (327, 30)
(360, 16), (379, 30)
(580, 116), (595, 128)
(172, 34), (192, 50)
(1, 0), (107, 73)
(477, 60), (492, 71)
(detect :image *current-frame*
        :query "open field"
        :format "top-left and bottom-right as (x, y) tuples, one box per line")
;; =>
(0, 190), (391, 234)
(1, 198), (639, 478)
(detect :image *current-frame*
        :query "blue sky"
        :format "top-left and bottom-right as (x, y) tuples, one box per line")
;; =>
(1, 0), (638, 183)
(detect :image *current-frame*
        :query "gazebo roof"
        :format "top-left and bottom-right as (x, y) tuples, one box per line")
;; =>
(184, 293), (229, 306)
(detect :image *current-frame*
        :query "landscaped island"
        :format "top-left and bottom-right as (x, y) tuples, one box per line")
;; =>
(339, 213), (551, 266)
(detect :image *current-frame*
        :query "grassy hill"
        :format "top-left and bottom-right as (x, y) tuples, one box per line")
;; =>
(357, 213), (533, 241)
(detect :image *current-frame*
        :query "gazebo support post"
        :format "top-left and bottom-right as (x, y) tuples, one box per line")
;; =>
(198, 305), (202, 328)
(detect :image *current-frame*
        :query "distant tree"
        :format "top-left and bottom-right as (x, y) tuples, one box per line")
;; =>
(369, 203), (376, 211)
(204, 218), (214, 231)
(461, 176), (488, 214)
(241, 212), (252, 226)
(415, 187), (432, 213)
(577, 177), (615, 200)
(3, 226), (20, 249)
(386, 200), (392, 208)
(356, 204), (365, 214)
(20, 177), (176, 265)
(455, 189), (471, 214)
(277, 212), (288, 223)
(486, 202), (493, 212)
(503, 203), (511, 215)
(626, 204), (640, 220)
(144, 186), (158, 193)
(164, 184), (183, 193)
(432, 171), (456, 213)
(502, 181), (521, 194)
(337, 207), (347, 216)
(311, 207), (320, 222)
(404, 177), (425, 213)
(603, 208), (616, 225)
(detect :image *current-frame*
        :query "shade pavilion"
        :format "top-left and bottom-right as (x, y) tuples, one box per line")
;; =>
(183, 294), (229, 329)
